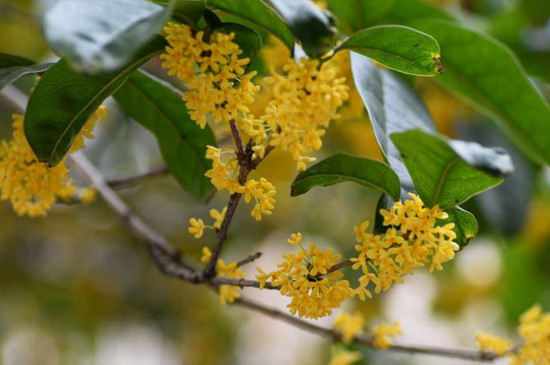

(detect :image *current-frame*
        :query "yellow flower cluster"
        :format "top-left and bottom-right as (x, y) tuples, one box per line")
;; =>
(205, 146), (276, 221)
(256, 234), (354, 319)
(352, 193), (458, 299)
(161, 22), (259, 129)
(258, 58), (348, 170)
(372, 322), (402, 350)
(476, 332), (512, 356)
(188, 207), (228, 238)
(201, 247), (245, 305)
(328, 349), (362, 365)
(334, 311), (365, 344)
(0, 108), (105, 217)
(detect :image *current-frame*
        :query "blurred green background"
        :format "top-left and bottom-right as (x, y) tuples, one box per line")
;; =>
(1, 0), (550, 364)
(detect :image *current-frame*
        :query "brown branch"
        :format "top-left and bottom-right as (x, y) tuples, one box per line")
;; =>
(107, 166), (169, 188)
(236, 252), (262, 267)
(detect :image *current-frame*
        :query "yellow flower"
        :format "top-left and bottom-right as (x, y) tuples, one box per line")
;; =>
(216, 259), (245, 305)
(257, 235), (354, 319)
(209, 207), (227, 229)
(200, 246), (212, 264)
(79, 187), (97, 204)
(475, 332), (512, 356)
(372, 322), (402, 350)
(287, 232), (303, 246)
(334, 312), (365, 344)
(352, 193), (459, 298)
(0, 108), (105, 217)
(188, 218), (205, 238)
(510, 304), (550, 364)
(328, 350), (362, 365)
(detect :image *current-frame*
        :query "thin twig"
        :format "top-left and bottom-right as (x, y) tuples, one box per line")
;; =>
(107, 166), (170, 188)
(236, 252), (262, 267)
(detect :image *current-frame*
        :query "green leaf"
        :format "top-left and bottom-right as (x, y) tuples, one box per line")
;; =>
(113, 71), (215, 201)
(350, 52), (436, 194)
(439, 207), (478, 248)
(337, 25), (442, 76)
(24, 37), (166, 166)
(44, 0), (171, 72)
(206, 0), (294, 51)
(0, 54), (53, 91)
(325, 0), (395, 32)
(214, 23), (262, 61)
(270, 0), (337, 57)
(391, 129), (513, 209)
(411, 19), (550, 166)
(153, 0), (205, 25)
(291, 153), (401, 200)
(384, 0), (453, 23)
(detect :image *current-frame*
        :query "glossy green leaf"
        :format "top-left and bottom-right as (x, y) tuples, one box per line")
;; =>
(206, 0), (294, 51)
(214, 23), (262, 62)
(24, 37), (166, 166)
(44, 0), (171, 72)
(0, 54), (53, 91)
(350, 52), (436, 194)
(337, 25), (442, 76)
(391, 129), (513, 209)
(113, 71), (215, 201)
(325, 0), (395, 31)
(270, 0), (337, 57)
(153, 0), (205, 25)
(411, 19), (550, 166)
(439, 207), (478, 248)
(291, 153), (401, 200)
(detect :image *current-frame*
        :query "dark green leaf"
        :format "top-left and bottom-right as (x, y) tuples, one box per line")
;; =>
(337, 25), (442, 76)
(270, 0), (337, 57)
(44, 0), (171, 72)
(411, 19), (550, 166)
(24, 37), (166, 166)
(439, 207), (478, 248)
(206, 0), (294, 51)
(350, 52), (436, 194)
(391, 129), (513, 209)
(325, 0), (395, 32)
(154, 0), (205, 25)
(214, 23), (262, 62)
(291, 153), (401, 200)
(384, 0), (453, 23)
(0, 55), (53, 91)
(0, 53), (34, 69)
(113, 71), (215, 201)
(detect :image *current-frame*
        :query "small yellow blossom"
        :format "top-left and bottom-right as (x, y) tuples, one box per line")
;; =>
(209, 207), (227, 229)
(287, 232), (303, 246)
(0, 107), (105, 217)
(334, 312), (365, 344)
(256, 235), (354, 319)
(352, 193), (459, 298)
(476, 332), (512, 356)
(328, 349), (362, 365)
(216, 259), (245, 305)
(372, 322), (402, 350)
(201, 246), (212, 264)
(188, 218), (205, 238)
(79, 187), (97, 204)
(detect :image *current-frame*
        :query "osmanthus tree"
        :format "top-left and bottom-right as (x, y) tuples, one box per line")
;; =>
(0, 0), (549, 363)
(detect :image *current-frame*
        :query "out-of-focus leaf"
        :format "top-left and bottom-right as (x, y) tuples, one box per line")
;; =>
(350, 52), (436, 194)
(337, 25), (442, 76)
(325, 0), (395, 32)
(439, 207), (478, 248)
(412, 19), (550, 166)
(206, 0), (294, 51)
(270, 0), (337, 57)
(291, 153), (401, 200)
(44, 0), (171, 72)
(113, 71), (215, 201)
(214, 23), (262, 61)
(384, 0), (454, 23)
(391, 129), (513, 209)
(0, 54), (53, 90)
(24, 37), (166, 166)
